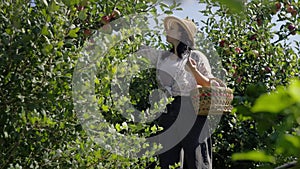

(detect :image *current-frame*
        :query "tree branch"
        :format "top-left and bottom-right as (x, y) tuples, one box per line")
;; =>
(275, 161), (297, 169)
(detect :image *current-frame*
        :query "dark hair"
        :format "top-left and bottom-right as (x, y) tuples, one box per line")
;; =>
(169, 23), (193, 59)
(170, 42), (192, 59)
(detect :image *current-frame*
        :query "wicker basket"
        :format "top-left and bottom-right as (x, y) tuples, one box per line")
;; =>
(190, 78), (233, 115)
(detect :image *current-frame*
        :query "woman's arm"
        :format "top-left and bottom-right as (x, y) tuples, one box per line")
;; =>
(186, 57), (210, 86)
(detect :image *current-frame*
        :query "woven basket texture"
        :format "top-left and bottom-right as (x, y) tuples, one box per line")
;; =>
(191, 78), (233, 115)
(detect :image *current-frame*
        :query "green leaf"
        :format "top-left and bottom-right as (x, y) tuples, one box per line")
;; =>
(62, 0), (71, 6)
(277, 134), (300, 155)
(115, 123), (121, 131)
(284, 134), (300, 149)
(101, 105), (109, 112)
(288, 79), (300, 102)
(68, 27), (80, 38)
(41, 25), (49, 36)
(49, 1), (60, 11)
(42, 44), (53, 54)
(150, 125), (157, 132)
(159, 2), (168, 8)
(5, 28), (12, 35)
(94, 77), (100, 85)
(164, 10), (173, 15)
(214, 0), (244, 14)
(57, 41), (64, 48)
(78, 10), (87, 21)
(251, 87), (295, 113)
(232, 151), (275, 163)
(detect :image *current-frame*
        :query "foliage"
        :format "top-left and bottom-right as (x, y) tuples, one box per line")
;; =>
(1, 0), (300, 168)
(198, 0), (300, 168)
(232, 79), (300, 168)
(0, 0), (180, 168)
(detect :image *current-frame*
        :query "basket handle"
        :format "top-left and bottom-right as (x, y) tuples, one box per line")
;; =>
(209, 78), (227, 88)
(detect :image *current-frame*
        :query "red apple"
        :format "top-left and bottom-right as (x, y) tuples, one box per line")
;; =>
(77, 5), (84, 11)
(233, 73), (237, 78)
(219, 40), (228, 47)
(291, 9), (297, 17)
(236, 76), (242, 83)
(288, 23), (295, 31)
(84, 29), (91, 36)
(275, 2), (281, 10)
(256, 17), (263, 26)
(249, 34), (257, 41)
(101, 15), (111, 24)
(235, 47), (243, 54)
(287, 5), (294, 13)
(233, 72), (238, 78)
(265, 66), (271, 72)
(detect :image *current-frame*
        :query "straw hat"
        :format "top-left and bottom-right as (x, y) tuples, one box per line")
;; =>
(164, 16), (197, 47)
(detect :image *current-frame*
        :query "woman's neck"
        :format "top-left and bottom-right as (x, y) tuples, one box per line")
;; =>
(172, 41), (180, 57)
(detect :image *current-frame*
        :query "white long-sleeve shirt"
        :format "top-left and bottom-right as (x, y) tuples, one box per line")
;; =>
(137, 47), (214, 96)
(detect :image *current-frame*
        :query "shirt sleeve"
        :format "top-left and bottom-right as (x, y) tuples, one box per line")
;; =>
(136, 46), (161, 65)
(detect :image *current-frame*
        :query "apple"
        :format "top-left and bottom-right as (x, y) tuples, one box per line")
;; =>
(236, 76), (242, 84)
(275, 2), (281, 10)
(101, 15), (111, 24)
(235, 47), (243, 54)
(288, 23), (295, 31)
(233, 72), (238, 78)
(77, 5), (84, 11)
(270, 2), (281, 15)
(219, 39), (228, 47)
(291, 9), (297, 17)
(102, 23), (112, 34)
(84, 29), (91, 36)
(232, 64), (237, 70)
(265, 66), (271, 72)
(287, 5), (294, 13)
(233, 73), (237, 78)
(256, 17), (263, 26)
(249, 34), (257, 41)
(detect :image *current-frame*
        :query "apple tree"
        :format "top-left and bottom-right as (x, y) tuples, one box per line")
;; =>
(0, 0), (181, 168)
(198, 0), (300, 168)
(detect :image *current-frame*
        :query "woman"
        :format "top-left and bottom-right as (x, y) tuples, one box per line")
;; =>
(154, 16), (216, 169)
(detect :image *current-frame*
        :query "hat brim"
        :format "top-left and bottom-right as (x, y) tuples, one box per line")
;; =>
(163, 16), (194, 46)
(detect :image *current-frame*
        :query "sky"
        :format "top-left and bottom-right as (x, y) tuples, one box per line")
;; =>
(163, 0), (207, 28)
(169, 0), (206, 25)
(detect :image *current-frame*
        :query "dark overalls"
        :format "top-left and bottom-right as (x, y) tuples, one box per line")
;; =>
(158, 96), (212, 169)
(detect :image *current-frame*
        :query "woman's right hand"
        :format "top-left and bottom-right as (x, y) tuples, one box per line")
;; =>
(186, 57), (198, 73)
